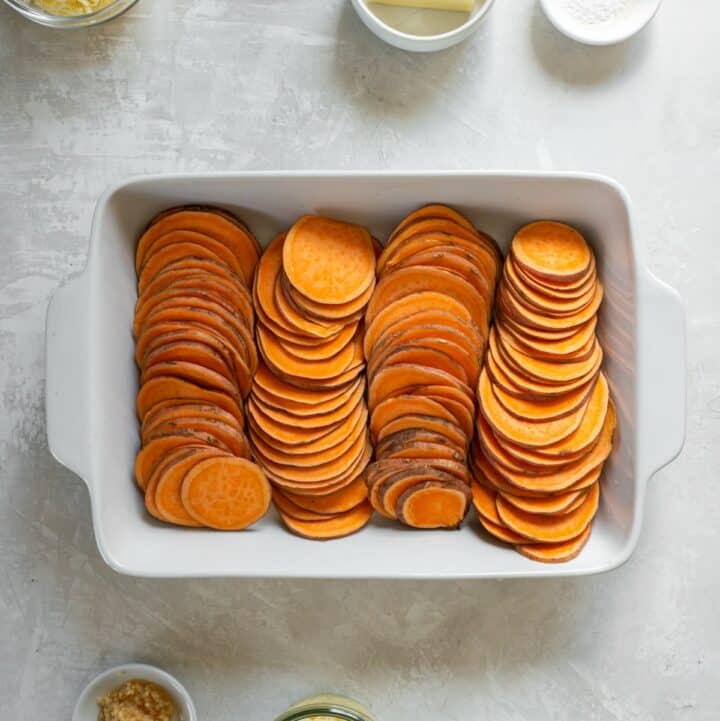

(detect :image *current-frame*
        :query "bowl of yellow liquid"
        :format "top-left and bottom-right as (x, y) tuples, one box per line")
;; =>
(2, 0), (139, 28)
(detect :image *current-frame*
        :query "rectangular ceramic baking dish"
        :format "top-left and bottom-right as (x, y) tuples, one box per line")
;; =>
(45, 171), (686, 578)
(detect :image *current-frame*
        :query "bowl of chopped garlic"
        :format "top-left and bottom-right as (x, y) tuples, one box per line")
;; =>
(72, 663), (197, 721)
(2, 0), (138, 28)
(351, 0), (496, 52)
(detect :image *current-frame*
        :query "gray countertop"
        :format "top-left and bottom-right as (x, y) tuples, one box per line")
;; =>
(1, 1), (718, 719)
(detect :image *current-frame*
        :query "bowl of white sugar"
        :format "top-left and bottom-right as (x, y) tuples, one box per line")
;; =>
(539, 0), (663, 45)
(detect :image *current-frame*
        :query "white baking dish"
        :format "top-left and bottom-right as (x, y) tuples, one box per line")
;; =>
(45, 171), (686, 578)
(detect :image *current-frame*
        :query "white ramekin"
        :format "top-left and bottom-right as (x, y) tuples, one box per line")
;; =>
(350, 0), (496, 52)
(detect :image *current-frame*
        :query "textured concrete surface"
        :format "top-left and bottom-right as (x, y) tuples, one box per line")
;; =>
(0, 1), (718, 719)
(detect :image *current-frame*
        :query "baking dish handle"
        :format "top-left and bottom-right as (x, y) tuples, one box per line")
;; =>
(45, 272), (92, 484)
(636, 269), (687, 481)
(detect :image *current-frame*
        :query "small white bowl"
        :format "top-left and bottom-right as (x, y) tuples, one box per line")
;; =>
(72, 664), (197, 721)
(350, 0), (496, 52)
(539, 0), (663, 46)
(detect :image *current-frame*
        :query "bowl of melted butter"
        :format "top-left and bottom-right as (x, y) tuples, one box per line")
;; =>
(2, 0), (139, 28)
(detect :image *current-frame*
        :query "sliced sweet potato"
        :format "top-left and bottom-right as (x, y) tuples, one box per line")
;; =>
(142, 402), (242, 437)
(154, 447), (228, 526)
(496, 482), (599, 543)
(479, 406), (615, 493)
(283, 215), (376, 305)
(249, 414), (366, 467)
(141, 360), (240, 401)
(470, 446), (557, 498)
(377, 438), (465, 464)
(381, 231), (498, 288)
(397, 481), (471, 529)
(278, 500), (373, 540)
(479, 369), (592, 448)
(370, 395), (457, 440)
(488, 332), (599, 399)
(143, 448), (185, 521)
(512, 252), (597, 295)
(138, 242), (229, 291)
(274, 275), (345, 338)
(144, 416), (250, 458)
(388, 204), (476, 239)
(492, 375), (594, 422)
(479, 516), (532, 544)
(504, 257), (596, 314)
(512, 221), (592, 283)
(500, 488), (586, 515)
(267, 443), (371, 494)
(363, 292), (476, 355)
(272, 489), (342, 521)
(251, 375), (362, 417)
(141, 340), (235, 383)
(393, 248), (492, 301)
(499, 312), (585, 342)
(134, 431), (225, 491)
(139, 229), (246, 280)
(249, 402), (367, 453)
(470, 481), (502, 524)
(282, 323), (359, 362)
(498, 333), (603, 385)
(368, 363), (471, 410)
(284, 476), (368, 514)
(376, 413), (468, 448)
(516, 523), (592, 563)
(283, 274), (375, 321)
(498, 280), (604, 332)
(370, 323), (481, 386)
(180, 457), (271, 530)
(136, 376), (243, 425)
(256, 432), (369, 484)
(380, 467), (461, 520)
(499, 319), (597, 361)
(256, 324), (358, 381)
(368, 344), (469, 387)
(139, 256), (248, 298)
(136, 208), (259, 284)
(253, 382), (364, 430)
(252, 361), (353, 405)
(365, 267), (488, 334)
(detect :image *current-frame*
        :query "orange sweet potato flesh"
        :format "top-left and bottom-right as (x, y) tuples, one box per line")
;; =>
(380, 467), (461, 520)
(479, 516), (532, 544)
(283, 216), (376, 305)
(142, 402), (243, 436)
(253, 383), (364, 430)
(470, 481), (503, 524)
(180, 457), (271, 530)
(368, 344), (469, 387)
(142, 340), (235, 383)
(284, 476), (369, 514)
(141, 256), (248, 298)
(516, 523), (592, 563)
(512, 221), (592, 283)
(272, 489), (343, 521)
(370, 322), (481, 386)
(134, 432), (225, 491)
(140, 229), (246, 280)
(252, 375), (362, 417)
(365, 267), (489, 334)
(136, 208), (259, 285)
(253, 361), (353, 405)
(255, 432), (369, 484)
(496, 482), (600, 542)
(279, 500), (373, 540)
(137, 376), (244, 425)
(274, 276), (345, 338)
(284, 274), (376, 321)
(368, 363), (472, 410)
(376, 413), (468, 448)
(138, 243), (233, 292)
(363, 292), (476, 356)
(479, 369), (591, 449)
(154, 447), (228, 526)
(397, 481), (471, 529)
(500, 488), (586, 515)
(498, 333), (603, 385)
(512, 252), (597, 295)
(141, 360), (240, 401)
(388, 204), (476, 239)
(370, 395), (457, 440)
(256, 324), (358, 381)
(499, 320), (597, 361)
(498, 280), (604, 332)
(144, 416), (250, 458)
